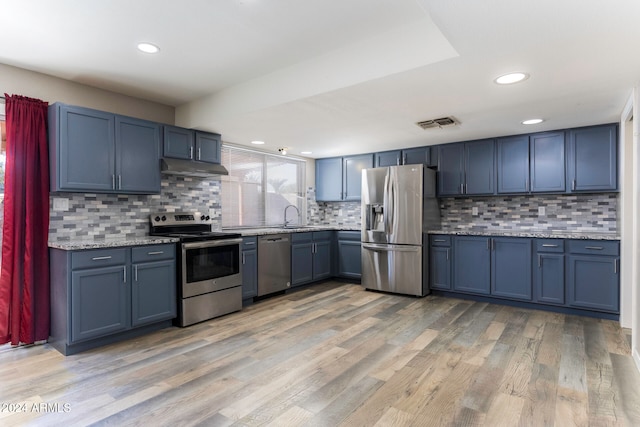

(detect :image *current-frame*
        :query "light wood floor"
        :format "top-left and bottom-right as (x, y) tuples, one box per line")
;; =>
(0, 282), (638, 426)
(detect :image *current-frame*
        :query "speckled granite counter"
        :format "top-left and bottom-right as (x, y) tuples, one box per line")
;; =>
(428, 229), (620, 240)
(48, 236), (180, 251)
(224, 226), (359, 236)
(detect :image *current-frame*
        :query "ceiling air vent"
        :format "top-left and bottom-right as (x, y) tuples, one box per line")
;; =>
(416, 116), (458, 129)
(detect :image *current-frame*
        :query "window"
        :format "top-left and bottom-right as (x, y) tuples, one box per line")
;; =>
(221, 144), (305, 228)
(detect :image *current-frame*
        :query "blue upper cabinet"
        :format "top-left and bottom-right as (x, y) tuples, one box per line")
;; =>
(530, 131), (565, 192)
(438, 140), (494, 196)
(567, 124), (618, 192)
(375, 150), (401, 167)
(376, 147), (431, 167)
(163, 125), (195, 160)
(49, 103), (161, 194)
(195, 131), (221, 163)
(497, 131), (565, 194)
(343, 154), (373, 201)
(316, 157), (343, 201)
(497, 135), (529, 193)
(115, 116), (161, 194)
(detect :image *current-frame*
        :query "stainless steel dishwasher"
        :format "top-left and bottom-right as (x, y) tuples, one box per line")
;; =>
(258, 234), (291, 296)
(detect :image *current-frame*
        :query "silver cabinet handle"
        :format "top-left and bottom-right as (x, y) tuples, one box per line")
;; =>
(198, 147), (201, 160)
(123, 266), (127, 283)
(401, 153), (406, 165)
(486, 239), (491, 250)
(118, 175), (122, 189)
(614, 259), (618, 274)
(189, 146), (193, 159)
(572, 179), (576, 191)
(446, 248), (449, 261)
(538, 254), (542, 268)
(147, 251), (164, 255)
(244, 242), (256, 246)
(491, 238), (495, 251)
(433, 239), (446, 242)
(112, 175), (116, 190)
(542, 244), (559, 248)
(461, 183), (464, 194)
(134, 265), (138, 282)
(525, 179), (529, 191)
(585, 246), (604, 250)
(242, 252), (246, 264)
(92, 256), (112, 261)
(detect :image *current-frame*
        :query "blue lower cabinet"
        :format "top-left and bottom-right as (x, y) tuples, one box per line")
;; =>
(291, 240), (314, 286)
(567, 255), (619, 313)
(132, 259), (176, 327)
(291, 232), (332, 287)
(313, 239), (332, 280)
(535, 253), (565, 305)
(241, 237), (258, 299)
(337, 239), (361, 279)
(453, 236), (491, 295)
(491, 237), (532, 301)
(430, 246), (451, 290)
(71, 265), (130, 343)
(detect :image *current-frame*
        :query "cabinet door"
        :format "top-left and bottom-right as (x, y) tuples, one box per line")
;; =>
(453, 236), (490, 294)
(132, 260), (176, 327)
(491, 238), (532, 300)
(343, 154), (374, 201)
(376, 150), (401, 167)
(530, 131), (565, 193)
(315, 157), (343, 201)
(71, 265), (129, 342)
(57, 105), (116, 192)
(430, 246), (451, 290)
(567, 255), (619, 312)
(163, 125), (194, 160)
(291, 242), (313, 286)
(337, 240), (361, 279)
(535, 253), (565, 305)
(195, 131), (221, 163)
(437, 143), (465, 196)
(567, 124), (617, 192)
(241, 248), (258, 299)
(115, 116), (161, 194)
(465, 139), (495, 195)
(497, 135), (529, 194)
(313, 240), (332, 280)
(402, 147), (431, 166)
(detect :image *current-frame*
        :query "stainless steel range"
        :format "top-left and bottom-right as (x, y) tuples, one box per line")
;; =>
(150, 212), (243, 326)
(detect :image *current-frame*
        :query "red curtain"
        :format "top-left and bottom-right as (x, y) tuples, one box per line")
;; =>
(0, 94), (50, 345)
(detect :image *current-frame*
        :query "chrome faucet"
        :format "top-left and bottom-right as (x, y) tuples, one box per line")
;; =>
(283, 204), (300, 228)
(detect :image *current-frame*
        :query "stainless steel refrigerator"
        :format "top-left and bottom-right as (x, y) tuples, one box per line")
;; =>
(361, 164), (440, 296)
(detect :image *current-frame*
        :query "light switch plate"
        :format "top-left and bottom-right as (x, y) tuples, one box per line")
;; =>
(53, 197), (69, 211)
(538, 206), (546, 216)
(472, 207), (479, 216)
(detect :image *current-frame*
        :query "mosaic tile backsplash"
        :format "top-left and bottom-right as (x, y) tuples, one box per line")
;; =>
(306, 187), (361, 228)
(49, 175), (221, 241)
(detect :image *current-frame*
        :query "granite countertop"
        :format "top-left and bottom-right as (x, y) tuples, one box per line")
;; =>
(428, 229), (620, 240)
(48, 236), (180, 251)
(224, 225), (359, 236)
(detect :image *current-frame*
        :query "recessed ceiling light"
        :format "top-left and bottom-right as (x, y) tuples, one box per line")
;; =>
(251, 140), (265, 145)
(522, 118), (544, 125)
(300, 151), (312, 155)
(494, 72), (529, 85)
(137, 42), (160, 54)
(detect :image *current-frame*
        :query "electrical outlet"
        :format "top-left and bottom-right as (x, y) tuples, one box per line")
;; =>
(472, 207), (479, 216)
(52, 197), (69, 211)
(538, 206), (546, 216)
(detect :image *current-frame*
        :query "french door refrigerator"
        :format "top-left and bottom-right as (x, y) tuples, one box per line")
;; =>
(361, 164), (440, 296)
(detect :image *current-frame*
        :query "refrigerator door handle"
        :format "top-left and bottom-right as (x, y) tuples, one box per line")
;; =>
(388, 172), (395, 235)
(362, 243), (420, 252)
(383, 173), (391, 234)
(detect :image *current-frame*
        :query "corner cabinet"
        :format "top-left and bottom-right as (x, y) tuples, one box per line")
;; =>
(567, 124), (618, 192)
(48, 103), (161, 194)
(50, 244), (177, 355)
(315, 154), (373, 202)
(163, 125), (221, 164)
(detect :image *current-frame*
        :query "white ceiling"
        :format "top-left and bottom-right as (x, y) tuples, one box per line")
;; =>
(1, 0), (640, 158)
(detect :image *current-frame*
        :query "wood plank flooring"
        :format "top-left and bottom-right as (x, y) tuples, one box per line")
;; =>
(0, 282), (638, 426)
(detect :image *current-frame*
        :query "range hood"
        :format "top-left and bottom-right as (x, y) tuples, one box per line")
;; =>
(161, 158), (229, 177)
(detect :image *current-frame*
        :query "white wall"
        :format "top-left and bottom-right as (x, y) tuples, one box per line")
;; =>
(0, 63), (174, 124)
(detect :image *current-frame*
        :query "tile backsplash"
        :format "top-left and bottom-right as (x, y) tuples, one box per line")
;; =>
(49, 175), (221, 241)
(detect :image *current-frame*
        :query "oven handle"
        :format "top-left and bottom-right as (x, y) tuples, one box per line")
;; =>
(182, 238), (243, 250)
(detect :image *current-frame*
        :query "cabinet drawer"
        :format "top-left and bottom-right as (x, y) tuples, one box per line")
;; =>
(535, 239), (564, 253)
(567, 240), (619, 256)
(131, 244), (175, 263)
(242, 236), (257, 249)
(430, 235), (452, 247)
(312, 231), (333, 241)
(72, 248), (127, 269)
(337, 231), (360, 241)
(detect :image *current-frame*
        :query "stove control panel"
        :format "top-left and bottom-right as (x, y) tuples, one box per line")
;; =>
(150, 212), (212, 227)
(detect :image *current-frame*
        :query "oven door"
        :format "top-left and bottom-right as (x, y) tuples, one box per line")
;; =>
(181, 238), (243, 298)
